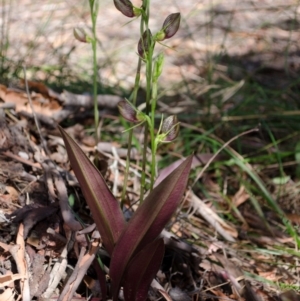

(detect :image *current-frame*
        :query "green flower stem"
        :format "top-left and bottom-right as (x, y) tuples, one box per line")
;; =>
(140, 0), (153, 203)
(121, 6), (146, 205)
(89, 0), (99, 147)
(121, 58), (142, 204)
(141, 45), (156, 197)
(150, 126), (157, 190)
(149, 76), (158, 189)
(142, 0), (150, 31)
(151, 79), (158, 121)
(143, 115), (156, 190)
(140, 123), (148, 203)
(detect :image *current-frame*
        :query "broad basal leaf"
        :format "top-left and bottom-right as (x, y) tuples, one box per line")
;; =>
(59, 126), (125, 255)
(123, 238), (164, 301)
(110, 155), (192, 300)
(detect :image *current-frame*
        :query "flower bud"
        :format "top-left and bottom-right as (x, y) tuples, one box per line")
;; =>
(137, 29), (152, 58)
(157, 13), (181, 41)
(73, 27), (88, 43)
(113, 0), (138, 18)
(118, 100), (143, 123)
(161, 115), (179, 142)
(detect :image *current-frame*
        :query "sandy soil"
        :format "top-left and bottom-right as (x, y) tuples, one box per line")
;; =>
(1, 0), (299, 89)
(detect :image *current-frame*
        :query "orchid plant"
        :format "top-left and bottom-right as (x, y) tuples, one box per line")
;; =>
(67, 0), (191, 300)
(60, 127), (192, 301)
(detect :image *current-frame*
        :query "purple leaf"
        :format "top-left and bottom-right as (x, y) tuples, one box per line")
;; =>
(155, 154), (219, 186)
(110, 155), (192, 300)
(123, 238), (164, 301)
(59, 126), (125, 255)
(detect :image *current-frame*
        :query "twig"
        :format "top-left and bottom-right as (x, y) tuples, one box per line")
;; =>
(57, 239), (100, 301)
(22, 66), (50, 156)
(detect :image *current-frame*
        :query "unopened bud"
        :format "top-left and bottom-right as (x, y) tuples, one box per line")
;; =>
(161, 115), (179, 142)
(73, 27), (88, 43)
(118, 100), (143, 123)
(156, 13), (181, 41)
(137, 29), (152, 58)
(113, 0), (139, 18)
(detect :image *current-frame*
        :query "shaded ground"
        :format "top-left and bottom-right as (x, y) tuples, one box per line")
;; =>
(2, 0), (300, 88)
(2, 82), (300, 300)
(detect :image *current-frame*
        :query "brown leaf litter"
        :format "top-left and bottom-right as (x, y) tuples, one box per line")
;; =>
(0, 81), (300, 300)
